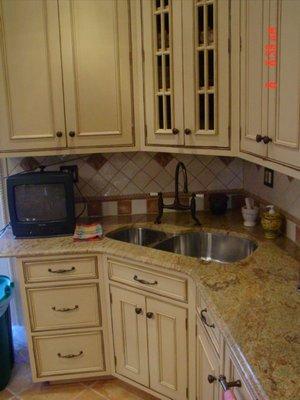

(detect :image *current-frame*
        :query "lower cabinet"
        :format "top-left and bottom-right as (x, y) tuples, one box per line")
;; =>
(110, 285), (188, 400)
(196, 320), (221, 400)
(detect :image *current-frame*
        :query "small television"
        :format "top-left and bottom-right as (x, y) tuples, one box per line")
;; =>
(7, 171), (76, 238)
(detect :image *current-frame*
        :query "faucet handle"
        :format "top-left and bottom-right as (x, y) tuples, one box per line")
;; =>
(172, 128), (179, 135)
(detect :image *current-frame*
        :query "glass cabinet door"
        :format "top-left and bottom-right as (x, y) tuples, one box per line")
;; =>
(142, 0), (184, 146)
(183, 0), (230, 148)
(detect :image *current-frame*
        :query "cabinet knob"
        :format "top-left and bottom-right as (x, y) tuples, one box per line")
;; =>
(172, 128), (179, 135)
(56, 131), (63, 138)
(207, 375), (217, 384)
(256, 134), (263, 143)
(146, 312), (154, 319)
(184, 128), (192, 135)
(135, 307), (143, 315)
(69, 131), (76, 138)
(262, 136), (272, 144)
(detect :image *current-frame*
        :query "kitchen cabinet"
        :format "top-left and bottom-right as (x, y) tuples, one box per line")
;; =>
(142, 0), (230, 149)
(110, 285), (188, 400)
(240, 0), (300, 170)
(0, 0), (134, 154)
(16, 254), (110, 382)
(196, 319), (221, 400)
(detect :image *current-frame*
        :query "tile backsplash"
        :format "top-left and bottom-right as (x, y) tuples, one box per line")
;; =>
(6, 153), (243, 198)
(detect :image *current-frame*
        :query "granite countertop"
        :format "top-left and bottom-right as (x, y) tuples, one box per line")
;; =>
(0, 211), (299, 400)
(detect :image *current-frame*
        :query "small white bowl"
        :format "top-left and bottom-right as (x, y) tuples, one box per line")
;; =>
(242, 206), (259, 227)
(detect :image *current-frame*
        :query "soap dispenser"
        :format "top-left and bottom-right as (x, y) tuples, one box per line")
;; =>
(261, 205), (282, 238)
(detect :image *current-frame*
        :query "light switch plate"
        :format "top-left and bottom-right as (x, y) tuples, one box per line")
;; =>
(264, 168), (274, 188)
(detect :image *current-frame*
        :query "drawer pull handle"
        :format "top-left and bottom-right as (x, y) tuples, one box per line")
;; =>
(52, 305), (79, 312)
(200, 308), (215, 329)
(48, 267), (76, 274)
(133, 275), (158, 286)
(57, 351), (83, 359)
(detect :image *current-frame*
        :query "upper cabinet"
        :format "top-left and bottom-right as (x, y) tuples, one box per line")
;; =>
(142, 0), (230, 149)
(0, 0), (66, 152)
(0, 0), (134, 154)
(240, 0), (300, 170)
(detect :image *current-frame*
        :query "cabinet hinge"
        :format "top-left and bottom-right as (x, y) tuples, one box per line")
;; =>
(142, 48), (145, 63)
(240, 36), (242, 52)
(228, 38), (231, 53)
(145, 124), (147, 134)
(186, 387), (189, 398)
(114, 355), (117, 366)
(110, 292), (113, 304)
(185, 317), (188, 331)
(129, 51), (133, 66)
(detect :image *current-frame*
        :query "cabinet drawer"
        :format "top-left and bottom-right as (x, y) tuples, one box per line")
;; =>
(197, 296), (221, 356)
(33, 331), (105, 378)
(108, 258), (187, 302)
(23, 256), (98, 283)
(27, 284), (100, 331)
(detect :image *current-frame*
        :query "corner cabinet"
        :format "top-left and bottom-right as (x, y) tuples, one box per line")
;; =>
(240, 0), (300, 171)
(0, 0), (134, 154)
(142, 0), (230, 149)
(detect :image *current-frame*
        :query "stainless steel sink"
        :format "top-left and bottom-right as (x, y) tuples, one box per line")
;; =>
(106, 227), (168, 246)
(153, 232), (257, 263)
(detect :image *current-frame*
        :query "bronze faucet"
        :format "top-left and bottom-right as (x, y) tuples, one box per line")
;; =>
(155, 161), (201, 225)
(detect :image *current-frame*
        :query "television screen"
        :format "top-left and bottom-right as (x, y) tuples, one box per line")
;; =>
(14, 183), (67, 222)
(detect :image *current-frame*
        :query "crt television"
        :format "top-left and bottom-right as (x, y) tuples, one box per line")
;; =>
(7, 171), (76, 238)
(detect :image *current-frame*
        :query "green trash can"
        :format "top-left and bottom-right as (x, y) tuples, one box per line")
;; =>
(0, 276), (14, 390)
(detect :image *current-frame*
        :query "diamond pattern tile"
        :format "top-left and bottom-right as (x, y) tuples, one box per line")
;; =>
(8, 152), (244, 199)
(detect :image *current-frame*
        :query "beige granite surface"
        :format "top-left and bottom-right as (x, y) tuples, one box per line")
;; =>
(0, 211), (299, 400)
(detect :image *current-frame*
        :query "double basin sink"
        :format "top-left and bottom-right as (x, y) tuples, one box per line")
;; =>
(106, 227), (257, 263)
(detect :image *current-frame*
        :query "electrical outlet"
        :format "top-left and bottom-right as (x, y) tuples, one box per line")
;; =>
(264, 167), (274, 188)
(60, 165), (78, 183)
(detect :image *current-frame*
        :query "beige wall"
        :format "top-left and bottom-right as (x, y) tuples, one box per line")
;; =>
(243, 161), (300, 221)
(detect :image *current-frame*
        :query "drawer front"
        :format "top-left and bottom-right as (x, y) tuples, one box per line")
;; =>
(108, 258), (187, 302)
(33, 331), (105, 378)
(23, 257), (98, 283)
(28, 284), (100, 331)
(197, 296), (221, 356)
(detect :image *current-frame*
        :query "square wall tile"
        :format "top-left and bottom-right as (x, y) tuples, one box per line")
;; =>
(132, 199), (147, 215)
(118, 199), (132, 215)
(102, 201), (118, 216)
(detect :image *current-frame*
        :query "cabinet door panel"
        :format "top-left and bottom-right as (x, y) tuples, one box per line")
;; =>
(196, 321), (221, 400)
(143, 0), (184, 146)
(240, 0), (268, 157)
(0, 0), (66, 152)
(183, 0), (229, 148)
(147, 298), (187, 400)
(110, 286), (149, 387)
(267, 0), (300, 168)
(60, 0), (133, 148)
(224, 344), (256, 400)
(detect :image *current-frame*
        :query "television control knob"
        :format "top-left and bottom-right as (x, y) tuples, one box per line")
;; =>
(56, 131), (63, 138)
(69, 131), (76, 138)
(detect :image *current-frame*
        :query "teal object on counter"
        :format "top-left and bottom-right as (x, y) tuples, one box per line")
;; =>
(0, 276), (14, 390)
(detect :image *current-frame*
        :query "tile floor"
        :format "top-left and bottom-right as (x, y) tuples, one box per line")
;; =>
(1, 326), (158, 400)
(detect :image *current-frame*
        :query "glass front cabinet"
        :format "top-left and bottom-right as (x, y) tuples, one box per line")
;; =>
(142, 0), (230, 149)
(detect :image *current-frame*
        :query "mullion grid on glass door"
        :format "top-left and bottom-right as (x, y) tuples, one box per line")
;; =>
(196, 0), (216, 134)
(153, 0), (172, 133)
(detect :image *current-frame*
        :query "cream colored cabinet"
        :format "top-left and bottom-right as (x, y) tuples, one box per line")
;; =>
(196, 319), (221, 400)
(223, 344), (256, 400)
(0, 0), (66, 152)
(0, 0), (134, 154)
(142, 0), (229, 149)
(110, 285), (188, 400)
(240, 0), (300, 170)
(16, 255), (110, 382)
(59, 0), (133, 148)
